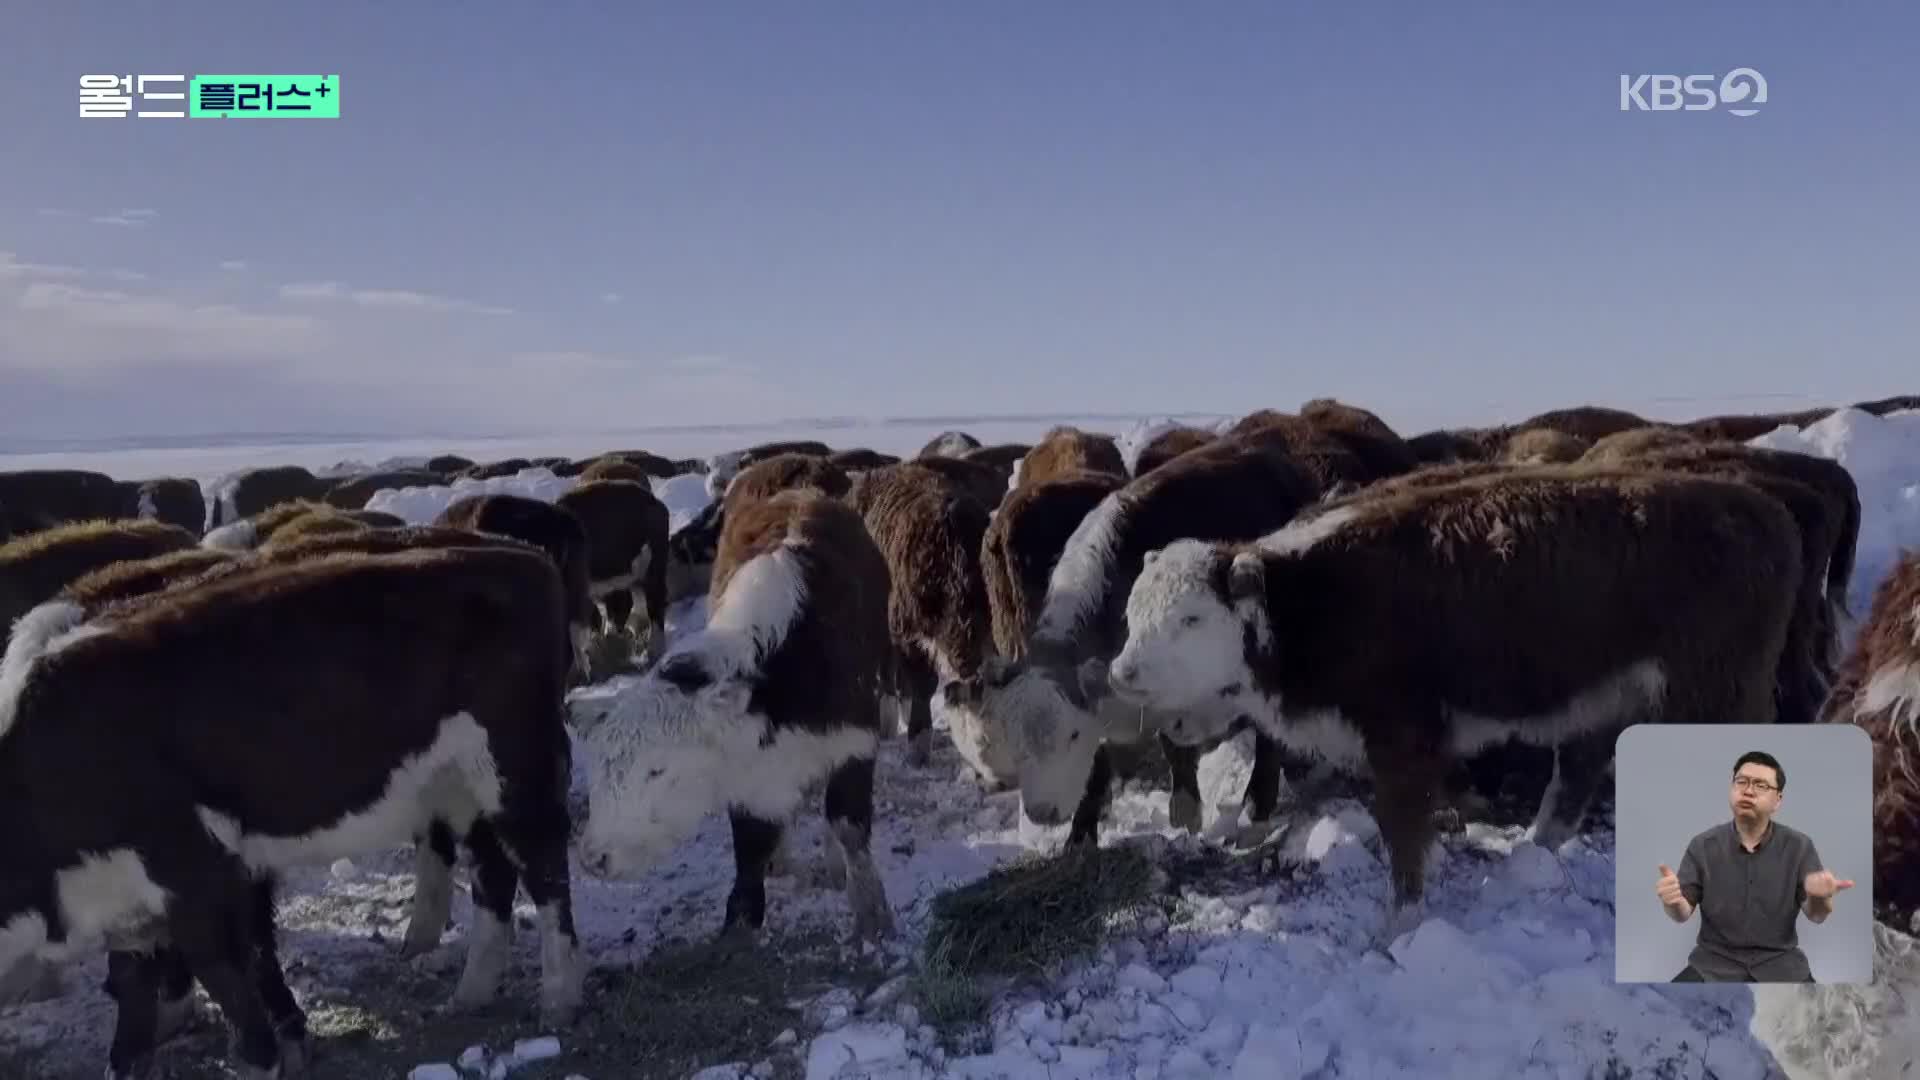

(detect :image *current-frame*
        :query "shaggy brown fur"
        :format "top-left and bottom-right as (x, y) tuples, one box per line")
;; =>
(871, 455), (1007, 511)
(0, 469), (131, 533)
(1132, 427), (1217, 477)
(739, 440), (834, 466)
(1298, 398), (1420, 478)
(130, 477), (207, 534)
(1819, 551), (1920, 928)
(1214, 467), (1801, 919)
(555, 479), (672, 652)
(433, 494), (596, 646)
(1405, 429), (1494, 466)
(426, 454), (474, 476)
(725, 453), (853, 509)
(206, 499), (338, 550)
(58, 548), (241, 609)
(1018, 427), (1127, 490)
(848, 463), (995, 763)
(0, 519), (200, 636)
(917, 431), (981, 458)
(260, 510), (376, 548)
(577, 458), (653, 486)
(597, 450), (679, 478)
(322, 469), (442, 510)
(1512, 405), (1650, 442)
(1224, 412), (1380, 493)
(1501, 428), (1591, 465)
(345, 509), (406, 528)
(961, 443), (1032, 471)
(981, 470), (1126, 660)
(1582, 425), (1701, 464)
(1681, 409), (1833, 441)
(460, 458), (536, 480)
(828, 448), (902, 471)
(217, 465), (329, 526)
(1368, 461), (1517, 496)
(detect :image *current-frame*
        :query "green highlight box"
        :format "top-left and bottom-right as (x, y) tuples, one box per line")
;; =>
(190, 75), (338, 118)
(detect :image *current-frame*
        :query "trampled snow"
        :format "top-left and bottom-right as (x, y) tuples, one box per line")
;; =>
(361, 467), (579, 524)
(4, 408), (1919, 1080)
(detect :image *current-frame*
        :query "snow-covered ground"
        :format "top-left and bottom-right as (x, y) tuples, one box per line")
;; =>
(3, 409), (1919, 1080)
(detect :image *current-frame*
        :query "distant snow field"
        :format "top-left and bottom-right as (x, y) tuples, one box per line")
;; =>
(2, 410), (1918, 1079)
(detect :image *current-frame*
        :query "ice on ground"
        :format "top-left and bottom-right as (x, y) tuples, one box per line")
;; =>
(361, 467), (576, 524)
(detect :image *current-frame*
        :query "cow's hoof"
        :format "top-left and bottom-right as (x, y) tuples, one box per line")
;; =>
(1168, 791), (1203, 834)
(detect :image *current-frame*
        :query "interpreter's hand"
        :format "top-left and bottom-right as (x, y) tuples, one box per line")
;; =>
(1804, 870), (1855, 901)
(1656, 864), (1685, 907)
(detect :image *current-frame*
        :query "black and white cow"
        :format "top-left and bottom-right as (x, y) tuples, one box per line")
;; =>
(572, 488), (895, 940)
(0, 546), (586, 1079)
(1103, 468), (1802, 944)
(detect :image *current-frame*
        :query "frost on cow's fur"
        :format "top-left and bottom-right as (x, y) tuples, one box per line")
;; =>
(1030, 490), (1126, 650)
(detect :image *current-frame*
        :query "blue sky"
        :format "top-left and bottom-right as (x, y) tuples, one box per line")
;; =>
(2, 2), (1915, 442)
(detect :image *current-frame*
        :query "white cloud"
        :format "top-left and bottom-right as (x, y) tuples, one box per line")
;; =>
(219, 260), (248, 272)
(601, 292), (622, 304)
(279, 280), (513, 316)
(89, 208), (157, 228)
(0, 251), (88, 279)
(4, 281), (324, 371)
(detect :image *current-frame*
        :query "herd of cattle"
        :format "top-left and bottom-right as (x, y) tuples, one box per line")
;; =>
(3, 395), (1919, 1078)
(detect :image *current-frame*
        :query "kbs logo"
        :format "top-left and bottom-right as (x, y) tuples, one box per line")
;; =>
(1619, 68), (1767, 116)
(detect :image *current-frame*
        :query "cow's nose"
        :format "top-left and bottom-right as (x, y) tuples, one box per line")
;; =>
(1109, 657), (1138, 689)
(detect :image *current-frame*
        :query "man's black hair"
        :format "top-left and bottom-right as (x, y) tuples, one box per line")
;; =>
(1733, 750), (1784, 792)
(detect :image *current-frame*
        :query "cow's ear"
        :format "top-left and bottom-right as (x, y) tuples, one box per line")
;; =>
(1228, 551), (1265, 605)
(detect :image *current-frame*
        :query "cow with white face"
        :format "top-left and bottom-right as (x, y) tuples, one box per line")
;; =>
(943, 434), (1324, 846)
(573, 488), (896, 941)
(1108, 469), (1806, 946)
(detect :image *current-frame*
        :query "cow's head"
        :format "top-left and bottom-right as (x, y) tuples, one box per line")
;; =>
(941, 645), (1116, 829)
(1108, 540), (1269, 725)
(573, 641), (765, 879)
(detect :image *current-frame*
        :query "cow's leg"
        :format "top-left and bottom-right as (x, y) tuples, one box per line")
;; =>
(401, 821), (458, 958)
(1161, 734), (1203, 833)
(1065, 744), (1115, 849)
(105, 949), (162, 1080)
(642, 540), (669, 660)
(824, 754), (893, 940)
(151, 946), (198, 1044)
(490, 755), (588, 1027)
(1526, 721), (1626, 855)
(603, 588), (635, 639)
(450, 820), (518, 1011)
(723, 809), (782, 934)
(165, 874), (281, 1079)
(1225, 732), (1287, 848)
(901, 650), (937, 767)
(1363, 711), (1444, 949)
(244, 876), (307, 1073)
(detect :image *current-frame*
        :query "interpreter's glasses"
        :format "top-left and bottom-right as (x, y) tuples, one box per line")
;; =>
(1732, 777), (1777, 794)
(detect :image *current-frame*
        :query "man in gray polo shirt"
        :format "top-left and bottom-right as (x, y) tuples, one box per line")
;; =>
(1653, 750), (1855, 982)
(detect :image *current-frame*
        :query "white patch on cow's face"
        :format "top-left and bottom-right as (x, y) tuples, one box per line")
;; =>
(137, 488), (159, 519)
(1254, 505), (1360, 557)
(0, 601), (98, 741)
(934, 683), (1019, 789)
(1109, 540), (1254, 715)
(194, 712), (503, 874)
(974, 664), (1103, 827)
(1032, 491), (1127, 647)
(200, 519), (259, 551)
(574, 665), (765, 878)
